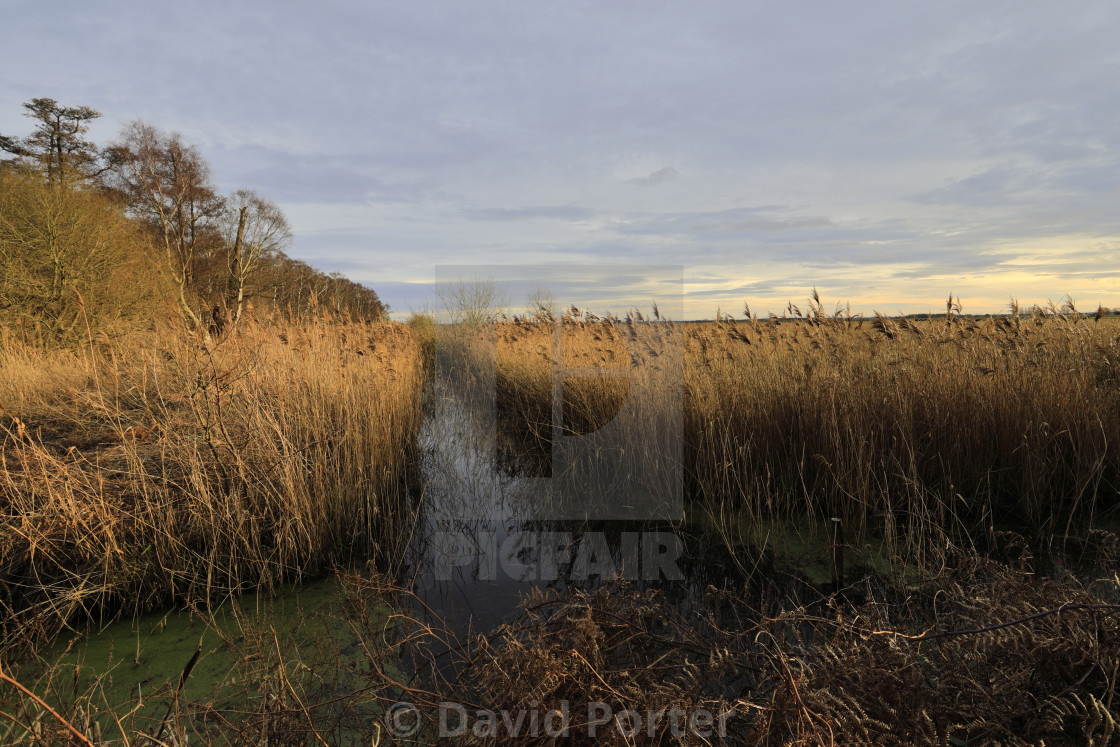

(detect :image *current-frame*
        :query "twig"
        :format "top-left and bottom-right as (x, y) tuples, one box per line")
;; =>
(271, 628), (331, 747)
(871, 602), (1120, 642)
(0, 660), (95, 747)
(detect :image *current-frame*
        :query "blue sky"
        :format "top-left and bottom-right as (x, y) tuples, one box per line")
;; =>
(2, 1), (1118, 318)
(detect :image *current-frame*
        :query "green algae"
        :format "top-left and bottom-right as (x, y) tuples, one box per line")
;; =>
(8, 574), (396, 743)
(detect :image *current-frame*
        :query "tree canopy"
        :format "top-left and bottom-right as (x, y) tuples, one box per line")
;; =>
(0, 98), (387, 343)
(0, 98), (108, 187)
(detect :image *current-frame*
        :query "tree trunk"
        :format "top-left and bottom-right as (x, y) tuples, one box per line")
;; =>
(229, 206), (248, 327)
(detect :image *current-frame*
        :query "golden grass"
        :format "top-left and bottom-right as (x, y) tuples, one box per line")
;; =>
(685, 309), (1119, 543)
(3, 297), (1117, 648)
(4, 299), (1119, 741)
(450, 302), (1120, 551)
(0, 316), (423, 652)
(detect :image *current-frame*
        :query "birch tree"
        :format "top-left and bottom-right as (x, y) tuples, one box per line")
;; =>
(106, 121), (224, 332)
(222, 189), (291, 328)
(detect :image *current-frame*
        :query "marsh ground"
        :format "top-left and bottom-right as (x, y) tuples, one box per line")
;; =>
(2, 306), (1119, 744)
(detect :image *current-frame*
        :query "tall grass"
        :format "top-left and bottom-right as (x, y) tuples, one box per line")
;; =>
(4, 299), (1118, 743)
(687, 305), (1119, 549)
(444, 311), (686, 518)
(446, 300), (1120, 552)
(0, 315), (423, 653)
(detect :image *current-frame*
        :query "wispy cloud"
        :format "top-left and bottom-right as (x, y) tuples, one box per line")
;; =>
(606, 207), (835, 238)
(628, 166), (678, 186)
(2, 0), (1117, 317)
(463, 205), (595, 221)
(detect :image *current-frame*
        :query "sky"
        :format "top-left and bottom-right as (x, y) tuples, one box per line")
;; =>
(2, 1), (1118, 319)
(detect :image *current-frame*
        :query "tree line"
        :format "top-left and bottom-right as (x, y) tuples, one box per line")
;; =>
(0, 98), (385, 342)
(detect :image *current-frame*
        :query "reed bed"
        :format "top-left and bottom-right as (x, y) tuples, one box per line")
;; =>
(687, 303), (1120, 551)
(483, 315), (684, 517)
(446, 298), (1120, 551)
(4, 299), (1120, 743)
(0, 316), (424, 654)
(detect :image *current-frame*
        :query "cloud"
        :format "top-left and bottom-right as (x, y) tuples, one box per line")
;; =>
(606, 206), (836, 238)
(463, 205), (595, 221)
(628, 166), (679, 186)
(2, 1), (1118, 318)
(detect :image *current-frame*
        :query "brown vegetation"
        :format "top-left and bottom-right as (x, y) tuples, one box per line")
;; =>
(424, 536), (1120, 746)
(0, 168), (173, 341)
(1, 98), (387, 344)
(464, 299), (1120, 554)
(0, 316), (423, 654)
(5, 99), (1120, 745)
(1, 299), (1118, 743)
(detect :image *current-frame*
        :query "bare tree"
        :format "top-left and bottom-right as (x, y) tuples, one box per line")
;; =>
(222, 189), (292, 328)
(435, 277), (510, 325)
(0, 168), (168, 339)
(526, 285), (558, 321)
(106, 121), (224, 332)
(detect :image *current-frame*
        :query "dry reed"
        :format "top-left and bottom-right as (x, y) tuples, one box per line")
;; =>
(0, 315), (423, 654)
(446, 299), (1120, 554)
